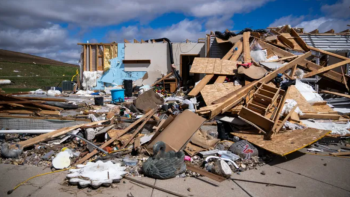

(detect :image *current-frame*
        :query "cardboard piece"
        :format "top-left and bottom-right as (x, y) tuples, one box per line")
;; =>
(191, 130), (220, 149)
(147, 110), (205, 152)
(184, 143), (206, 157)
(237, 65), (267, 80)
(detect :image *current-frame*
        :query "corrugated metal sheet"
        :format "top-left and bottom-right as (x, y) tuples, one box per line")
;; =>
(208, 36), (225, 58)
(300, 35), (350, 51)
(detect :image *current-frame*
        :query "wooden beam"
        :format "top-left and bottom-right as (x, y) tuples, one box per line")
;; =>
(134, 39), (139, 43)
(75, 110), (155, 165)
(83, 45), (86, 71)
(96, 45), (99, 70)
(321, 90), (350, 99)
(121, 109), (155, 149)
(278, 25), (289, 33)
(230, 39), (243, 61)
(324, 29), (335, 33)
(141, 39), (146, 43)
(274, 105), (297, 134)
(258, 40), (349, 83)
(124, 39), (130, 43)
(186, 39), (189, 43)
(188, 74), (214, 97)
(277, 34), (294, 49)
(89, 45), (92, 71)
(206, 52), (311, 119)
(24, 97), (67, 102)
(243, 32), (251, 63)
(215, 76), (226, 83)
(151, 72), (173, 86)
(17, 120), (106, 149)
(303, 59), (350, 78)
(308, 46), (350, 60)
(309, 29), (319, 34)
(290, 28), (309, 51)
(290, 64), (297, 78)
(340, 66), (350, 92)
(299, 113), (340, 120)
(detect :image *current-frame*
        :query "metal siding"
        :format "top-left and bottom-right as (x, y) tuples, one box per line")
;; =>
(209, 36), (225, 58)
(300, 35), (350, 51)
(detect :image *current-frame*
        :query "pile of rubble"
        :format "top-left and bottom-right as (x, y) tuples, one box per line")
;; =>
(1, 25), (350, 195)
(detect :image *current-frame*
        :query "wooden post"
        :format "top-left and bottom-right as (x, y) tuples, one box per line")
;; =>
(243, 32), (251, 63)
(89, 45), (92, 71)
(83, 45), (86, 71)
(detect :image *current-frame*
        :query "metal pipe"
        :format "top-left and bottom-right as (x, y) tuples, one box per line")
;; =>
(69, 133), (108, 154)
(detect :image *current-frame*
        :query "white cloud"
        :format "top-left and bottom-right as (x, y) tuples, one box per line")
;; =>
(321, 0), (350, 18)
(296, 17), (349, 33)
(107, 19), (206, 42)
(269, 15), (305, 28)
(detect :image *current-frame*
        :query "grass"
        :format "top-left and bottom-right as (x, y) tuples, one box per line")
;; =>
(0, 61), (77, 90)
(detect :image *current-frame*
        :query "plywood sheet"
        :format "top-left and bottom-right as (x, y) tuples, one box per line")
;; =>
(213, 59), (222, 74)
(231, 128), (331, 156)
(312, 104), (335, 113)
(221, 60), (237, 75)
(200, 83), (242, 106)
(190, 58), (237, 75)
(190, 58), (207, 73)
(286, 85), (315, 113)
(205, 58), (217, 74)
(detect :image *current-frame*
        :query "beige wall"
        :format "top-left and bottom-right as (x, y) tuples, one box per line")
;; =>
(124, 42), (205, 86)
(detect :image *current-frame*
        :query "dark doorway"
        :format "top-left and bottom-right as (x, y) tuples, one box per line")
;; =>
(180, 54), (200, 90)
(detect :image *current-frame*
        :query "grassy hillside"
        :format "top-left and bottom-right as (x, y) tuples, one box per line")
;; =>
(0, 61), (77, 91)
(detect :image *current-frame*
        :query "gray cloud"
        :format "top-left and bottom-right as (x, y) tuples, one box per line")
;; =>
(321, 0), (350, 19)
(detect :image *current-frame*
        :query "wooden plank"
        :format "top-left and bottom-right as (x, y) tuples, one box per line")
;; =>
(214, 76), (226, 83)
(213, 59), (223, 74)
(205, 58), (216, 74)
(121, 109), (155, 149)
(124, 39), (130, 43)
(299, 113), (340, 120)
(286, 85), (315, 113)
(274, 105), (297, 134)
(308, 46), (350, 60)
(321, 90), (350, 99)
(204, 52), (312, 119)
(340, 66), (350, 92)
(277, 34), (294, 49)
(76, 110), (155, 165)
(96, 45), (99, 69)
(188, 75), (214, 97)
(324, 29), (335, 33)
(24, 97), (67, 102)
(89, 45), (92, 71)
(290, 64), (297, 78)
(0, 101), (44, 104)
(290, 28), (309, 51)
(230, 40), (243, 61)
(331, 152), (350, 156)
(151, 72), (173, 86)
(186, 163), (226, 182)
(17, 120), (106, 149)
(141, 39), (146, 43)
(134, 39), (139, 43)
(243, 32), (251, 63)
(309, 29), (319, 34)
(303, 59), (350, 78)
(258, 40), (348, 83)
(83, 45), (86, 71)
(238, 107), (274, 132)
(231, 128), (331, 156)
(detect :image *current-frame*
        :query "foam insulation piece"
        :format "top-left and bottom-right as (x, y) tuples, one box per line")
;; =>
(67, 161), (126, 188)
(301, 120), (350, 136)
(281, 99), (303, 116)
(52, 151), (72, 169)
(295, 79), (323, 104)
(82, 71), (103, 89)
(104, 46), (112, 71)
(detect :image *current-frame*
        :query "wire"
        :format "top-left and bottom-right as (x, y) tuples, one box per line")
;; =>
(7, 168), (70, 195)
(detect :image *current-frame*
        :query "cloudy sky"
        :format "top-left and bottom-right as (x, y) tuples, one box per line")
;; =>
(0, 0), (349, 64)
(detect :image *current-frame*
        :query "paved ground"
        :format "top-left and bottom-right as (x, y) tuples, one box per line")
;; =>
(1, 151), (350, 197)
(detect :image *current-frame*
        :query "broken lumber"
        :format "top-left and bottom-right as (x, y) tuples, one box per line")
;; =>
(76, 110), (155, 165)
(243, 32), (251, 63)
(188, 74), (214, 97)
(303, 59), (350, 78)
(16, 120), (106, 149)
(274, 105), (297, 134)
(205, 51), (311, 119)
(321, 90), (350, 99)
(299, 113), (340, 120)
(151, 72), (173, 86)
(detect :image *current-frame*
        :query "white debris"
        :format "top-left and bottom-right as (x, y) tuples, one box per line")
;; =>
(295, 79), (323, 104)
(283, 121), (305, 130)
(307, 148), (323, 152)
(52, 150), (73, 169)
(301, 120), (350, 136)
(281, 99), (303, 116)
(67, 161), (126, 188)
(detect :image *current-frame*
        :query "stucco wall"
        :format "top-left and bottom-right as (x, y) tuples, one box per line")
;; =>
(125, 43), (171, 86)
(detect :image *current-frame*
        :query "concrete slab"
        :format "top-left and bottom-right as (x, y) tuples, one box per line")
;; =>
(153, 176), (249, 197)
(270, 151), (350, 193)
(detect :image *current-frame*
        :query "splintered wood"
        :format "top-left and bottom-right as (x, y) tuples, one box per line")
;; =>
(200, 83), (242, 106)
(190, 58), (238, 75)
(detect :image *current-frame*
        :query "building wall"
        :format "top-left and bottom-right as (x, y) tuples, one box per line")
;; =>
(125, 43), (171, 86)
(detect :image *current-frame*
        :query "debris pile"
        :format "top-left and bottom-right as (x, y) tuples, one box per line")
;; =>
(1, 25), (350, 195)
